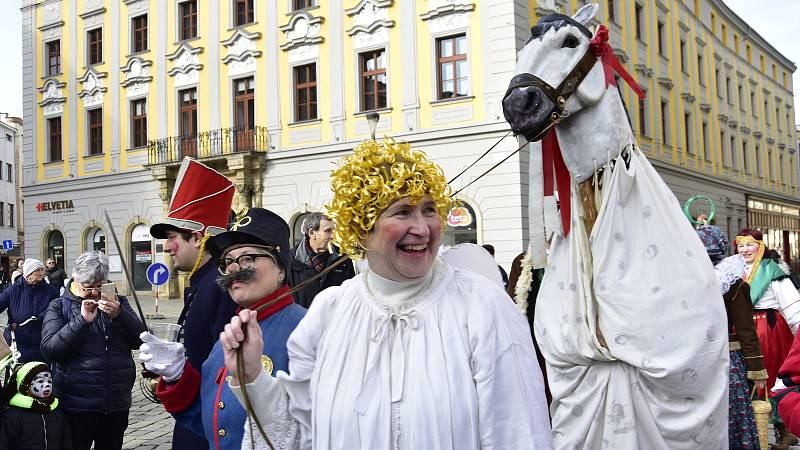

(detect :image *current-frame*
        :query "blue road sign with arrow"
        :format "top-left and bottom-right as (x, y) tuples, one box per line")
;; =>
(2, 240), (12, 251)
(146, 262), (170, 286)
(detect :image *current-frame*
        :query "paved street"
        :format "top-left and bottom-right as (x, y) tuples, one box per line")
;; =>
(123, 294), (182, 450)
(5, 293), (800, 448)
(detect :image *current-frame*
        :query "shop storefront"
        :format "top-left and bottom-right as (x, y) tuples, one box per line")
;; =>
(443, 202), (479, 246)
(22, 170), (164, 294)
(747, 197), (800, 271)
(130, 224), (153, 291)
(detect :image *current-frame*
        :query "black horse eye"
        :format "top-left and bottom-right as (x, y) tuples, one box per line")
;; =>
(561, 34), (580, 48)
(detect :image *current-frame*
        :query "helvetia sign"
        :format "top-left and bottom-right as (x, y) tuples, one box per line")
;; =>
(35, 200), (75, 212)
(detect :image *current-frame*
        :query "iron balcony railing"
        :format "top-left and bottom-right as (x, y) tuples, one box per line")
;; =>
(147, 125), (269, 164)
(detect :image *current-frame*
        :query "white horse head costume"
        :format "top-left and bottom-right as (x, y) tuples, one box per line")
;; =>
(503, 5), (729, 449)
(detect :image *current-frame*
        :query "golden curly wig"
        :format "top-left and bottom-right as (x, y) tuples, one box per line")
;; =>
(325, 139), (452, 258)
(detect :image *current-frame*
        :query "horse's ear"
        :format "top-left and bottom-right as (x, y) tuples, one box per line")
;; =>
(572, 3), (599, 26)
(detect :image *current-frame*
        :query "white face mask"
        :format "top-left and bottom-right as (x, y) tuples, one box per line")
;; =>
(29, 372), (53, 399)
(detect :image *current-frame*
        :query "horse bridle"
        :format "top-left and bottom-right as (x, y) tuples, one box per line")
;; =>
(503, 18), (600, 142)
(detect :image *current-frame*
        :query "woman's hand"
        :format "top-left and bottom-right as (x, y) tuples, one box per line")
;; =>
(220, 310), (263, 385)
(81, 300), (98, 323)
(98, 293), (121, 319)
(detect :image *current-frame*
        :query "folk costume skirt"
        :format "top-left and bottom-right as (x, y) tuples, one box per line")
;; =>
(729, 350), (761, 450)
(753, 309), (794, 391)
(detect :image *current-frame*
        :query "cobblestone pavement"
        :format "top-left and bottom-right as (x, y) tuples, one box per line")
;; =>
(122, 294), (182, 450)
(8, 292), (800, 448)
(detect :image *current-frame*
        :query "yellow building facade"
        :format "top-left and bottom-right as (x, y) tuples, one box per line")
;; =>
(535, 0), (798, 264)
(20, 0), (800, 293)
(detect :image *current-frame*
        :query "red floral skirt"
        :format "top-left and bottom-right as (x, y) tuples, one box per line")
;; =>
(754, 310), (795, 390)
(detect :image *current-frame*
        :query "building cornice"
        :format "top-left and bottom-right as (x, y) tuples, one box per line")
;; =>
(420, 3), (476, 21)
(78, 7), (105, 20)
(38, 20), (64, 32)
(709, 0), (796, 71)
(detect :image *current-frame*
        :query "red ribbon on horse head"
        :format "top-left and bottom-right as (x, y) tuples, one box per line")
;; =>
(590, 25), (647, 100)
(542, 24), (646, 238)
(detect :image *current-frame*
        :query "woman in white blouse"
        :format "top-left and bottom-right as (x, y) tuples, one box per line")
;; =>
(220, 139), (553, 450)
(736, 228), (800, 448)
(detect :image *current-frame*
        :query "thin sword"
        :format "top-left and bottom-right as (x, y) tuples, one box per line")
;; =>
(104, 211), (148, 329)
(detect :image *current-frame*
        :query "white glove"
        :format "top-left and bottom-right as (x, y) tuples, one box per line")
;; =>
(773, 378), (788, 392)
(139, 331), (186, 382)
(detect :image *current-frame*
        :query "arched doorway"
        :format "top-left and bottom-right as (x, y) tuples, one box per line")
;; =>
(46, 230), (65, 270)
(291, 212), (313, 248)
(85, 227), (106, 253)
(442, 202), (478, 247)
(130, 224), (152, 291)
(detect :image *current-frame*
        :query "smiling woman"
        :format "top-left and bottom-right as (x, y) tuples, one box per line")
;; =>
(219, 138), (553, 449)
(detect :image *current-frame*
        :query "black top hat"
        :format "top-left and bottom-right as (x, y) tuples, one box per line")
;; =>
(206, 208), (290, 270)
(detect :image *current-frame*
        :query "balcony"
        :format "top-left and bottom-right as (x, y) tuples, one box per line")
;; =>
(147, 126), (269, 165)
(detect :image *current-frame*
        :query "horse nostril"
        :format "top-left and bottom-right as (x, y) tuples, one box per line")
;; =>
(505, 88), (540, 115)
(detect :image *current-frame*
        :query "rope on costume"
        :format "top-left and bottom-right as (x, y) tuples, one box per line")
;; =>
(451, 138), (532, 197)
(447, 130), (511, 185)
(187, 234), (211, 281)
(236, 255), (352, 449)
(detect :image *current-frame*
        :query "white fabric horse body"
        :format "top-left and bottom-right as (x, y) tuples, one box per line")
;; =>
(503, 5), (728, 449)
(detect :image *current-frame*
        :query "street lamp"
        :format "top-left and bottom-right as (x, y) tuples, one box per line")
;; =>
(366, 112), (380, 140)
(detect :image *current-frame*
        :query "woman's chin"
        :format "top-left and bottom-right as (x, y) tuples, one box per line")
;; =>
(229, 286), (253, 306)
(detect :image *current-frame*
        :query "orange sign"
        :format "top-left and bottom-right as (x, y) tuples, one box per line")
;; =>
(447, 206), (473, 227)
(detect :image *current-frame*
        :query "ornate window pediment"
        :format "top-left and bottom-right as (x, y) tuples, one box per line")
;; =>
(77, 67), (108, 108)
(38, 79), (67, 116)
(345, 0), (395, 50)
(167, 42), (204, 87)
(79, 0), (105, 26)
(613, 48), (628, 64)
(657, 77), (673, 90)
(40, 2), (62, 27)
(681, 92), (696, 104)
(634, 64), (653, 78)
(280, 11), (324, 51)
(221, 28), (262, 76)
(420, 0), (475, 33)
(121, 56), (153, 98)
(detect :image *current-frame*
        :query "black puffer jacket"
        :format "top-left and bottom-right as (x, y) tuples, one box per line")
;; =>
(288, 243), (355, 308)
(0, 406), (72, 450)
(40, 282), (145, 413)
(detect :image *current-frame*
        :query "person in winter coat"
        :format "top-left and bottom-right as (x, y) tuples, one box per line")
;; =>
(0, 258), (59, 363)
(40, 251), (146, 450)
(10, 259), (24, 284)
(288, 212), (355, 308)
(45, 259), (68, 292)
(0, 361), (72, 450)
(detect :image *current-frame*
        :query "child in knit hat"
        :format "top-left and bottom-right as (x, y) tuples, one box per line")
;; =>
(0, 361), (72, 449)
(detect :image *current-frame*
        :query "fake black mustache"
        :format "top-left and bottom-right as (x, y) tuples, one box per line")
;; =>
(216, 267), (257, 291)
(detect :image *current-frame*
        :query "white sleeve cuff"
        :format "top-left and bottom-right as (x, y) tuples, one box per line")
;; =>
(229, 369), (284, 419)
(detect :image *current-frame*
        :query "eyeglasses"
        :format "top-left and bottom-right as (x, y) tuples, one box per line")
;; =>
(78, 283), (102, 295)
(216, 252), (276, 274)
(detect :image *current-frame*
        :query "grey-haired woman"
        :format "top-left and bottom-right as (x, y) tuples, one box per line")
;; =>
(40, 251), (145, 450)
